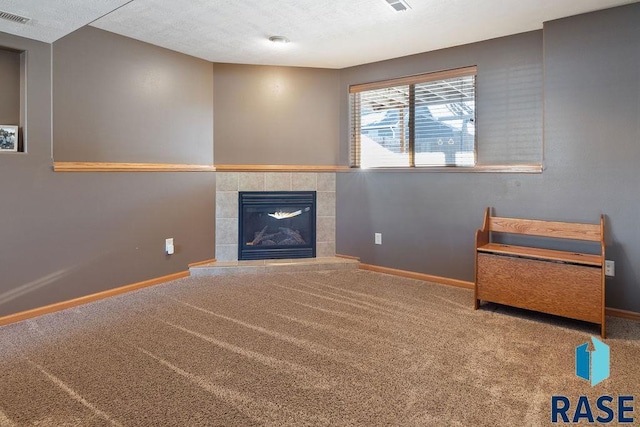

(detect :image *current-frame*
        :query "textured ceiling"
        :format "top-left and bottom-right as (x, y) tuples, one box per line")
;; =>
(1, 0), (639, 68)
(0, 0), (131, 43)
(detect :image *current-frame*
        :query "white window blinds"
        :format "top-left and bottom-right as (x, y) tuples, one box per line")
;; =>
(350, 66), (477, 168)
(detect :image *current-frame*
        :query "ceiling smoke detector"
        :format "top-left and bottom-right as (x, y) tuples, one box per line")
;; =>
(0, 10), (31, 24)
(384, 0), (411, 12)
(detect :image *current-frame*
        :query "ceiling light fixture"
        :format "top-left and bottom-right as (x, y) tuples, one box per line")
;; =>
(268, 35), (290, 44)
(384, 0), (412, 12)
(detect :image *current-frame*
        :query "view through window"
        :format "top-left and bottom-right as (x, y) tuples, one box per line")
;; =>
(350, 66), (477, 168)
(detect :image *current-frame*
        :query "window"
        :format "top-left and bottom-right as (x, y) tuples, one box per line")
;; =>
(350, 66), (476, 168)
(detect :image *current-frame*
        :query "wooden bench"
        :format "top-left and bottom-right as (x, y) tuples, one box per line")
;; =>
(474, 207), (606, 337)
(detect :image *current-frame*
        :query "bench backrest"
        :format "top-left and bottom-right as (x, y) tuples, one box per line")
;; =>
(489, 216), (603, 242)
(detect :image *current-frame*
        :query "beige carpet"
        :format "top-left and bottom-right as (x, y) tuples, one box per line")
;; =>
(0, 269), (638, 426)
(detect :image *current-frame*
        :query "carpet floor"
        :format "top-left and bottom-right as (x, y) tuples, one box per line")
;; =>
(0, 269), (638, 426)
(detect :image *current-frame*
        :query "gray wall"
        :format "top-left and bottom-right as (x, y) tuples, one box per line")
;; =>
(0, 47), (20, 125)
(54, 27), (213, 164)
(0, 28), (215, 317)
(213, 63), (340, 165)
(339, 31), (544, 165)
(336, 4), (640, 313)
(542, 4), (640, 312)
(2, 3), (639, 318)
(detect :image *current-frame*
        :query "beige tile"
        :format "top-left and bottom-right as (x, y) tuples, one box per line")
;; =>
(316, 216), (335, 243)
(265, 263), (319, 273)
(312, 257), (343, 264)
(316, 242), (336, 257)
(292, 173), (317, 191)
(317, 173), (336, 192)
(314, 257), (360, 270)
(317, 191), (336, 217)
(265, 173), (292, 191)
(190, 256), (359, 276)
(233, 260), (267, 267)
(319, 262), (359, 271)
(216, 191), (238, 218)
(266, 258), (317, 266)
(216, 172), (238, 191)
(203, 261), (241, 268)
(206, 259), (265, 268)
(215, 244), (238, 261)
(215, 218), (238, 245)
(239, 173), (265, 191)
(206, 266), (265, 276)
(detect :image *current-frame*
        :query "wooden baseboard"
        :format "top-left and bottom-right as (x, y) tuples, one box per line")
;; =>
(188, 258), (217, 268)
(359, 263), (474, 290)
(606, 307), (640, 322)
(358, 263), (640, 322)
(335, 254), (361, 261)
(0, 271), (189, 327)
(3, 265), (636, 329)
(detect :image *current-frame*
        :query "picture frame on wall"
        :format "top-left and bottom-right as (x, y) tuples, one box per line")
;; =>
(0, 125), (19, 152)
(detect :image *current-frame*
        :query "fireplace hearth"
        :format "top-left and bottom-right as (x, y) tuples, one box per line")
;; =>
(238, 191), (316, 260)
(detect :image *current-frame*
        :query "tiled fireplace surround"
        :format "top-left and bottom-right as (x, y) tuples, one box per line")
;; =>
(215, 172), (336, 261)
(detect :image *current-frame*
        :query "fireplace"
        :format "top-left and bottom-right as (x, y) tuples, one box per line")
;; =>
(238, 191), (316, 260)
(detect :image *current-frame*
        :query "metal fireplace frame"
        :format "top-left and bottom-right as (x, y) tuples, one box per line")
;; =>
(238, 191), (316, 260)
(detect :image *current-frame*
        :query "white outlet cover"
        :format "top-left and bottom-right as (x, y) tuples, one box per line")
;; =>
(375, 233), (382, 245)
(604, 260), (615, 277)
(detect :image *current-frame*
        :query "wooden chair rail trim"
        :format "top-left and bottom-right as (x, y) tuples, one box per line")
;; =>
(214, 164), (543, 173)
(54, 162), (216, 172)
(215, 164), (349, 172)
(346, 164), (543, 174)
(0, 271), (189, 327)
(477, 243), (603, 266)
(489, 216), (603, 241)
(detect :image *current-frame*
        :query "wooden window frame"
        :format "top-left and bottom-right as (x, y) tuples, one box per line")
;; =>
(350, 66), (477, 169)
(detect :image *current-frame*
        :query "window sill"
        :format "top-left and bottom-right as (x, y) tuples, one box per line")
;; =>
(345, 164), (543, 173)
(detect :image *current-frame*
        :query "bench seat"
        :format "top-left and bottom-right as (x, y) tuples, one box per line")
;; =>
(477, 243), (602, 266)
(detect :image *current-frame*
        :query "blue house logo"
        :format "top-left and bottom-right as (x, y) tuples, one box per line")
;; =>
(551, 338), (634, 423)
(576, 337), (610, 386)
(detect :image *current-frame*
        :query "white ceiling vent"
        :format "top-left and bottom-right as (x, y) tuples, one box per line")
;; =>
(384, 0), (412, 12)
(0, 10), (30, 24)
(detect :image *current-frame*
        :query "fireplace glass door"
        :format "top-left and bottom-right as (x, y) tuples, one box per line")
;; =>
(238, 191), (316, 260)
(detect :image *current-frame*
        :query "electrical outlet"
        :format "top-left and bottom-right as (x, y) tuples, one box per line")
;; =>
(166, 238), (175, 255)
(375, 233), (382, 245)
(604, 260), (615, 277)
